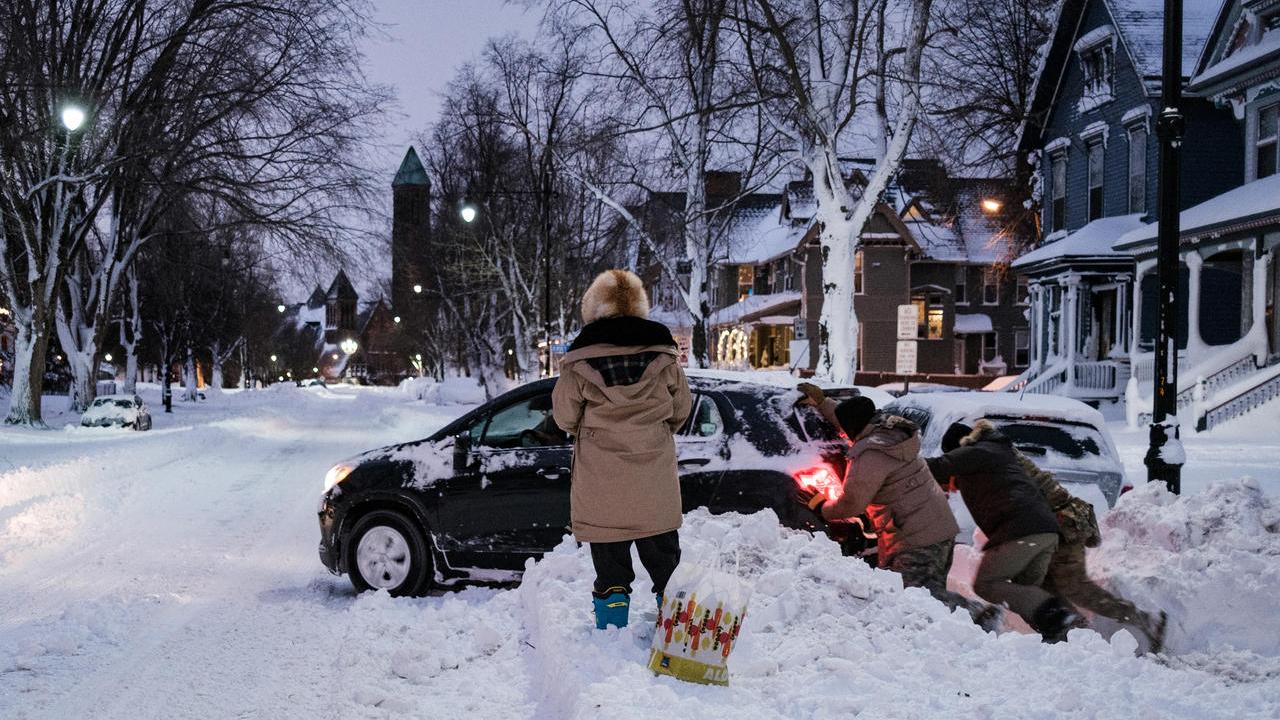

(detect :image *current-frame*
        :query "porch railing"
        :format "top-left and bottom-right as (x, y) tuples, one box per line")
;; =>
(1072, 361), (1120, 393)
(1199, 368), (1280, 431)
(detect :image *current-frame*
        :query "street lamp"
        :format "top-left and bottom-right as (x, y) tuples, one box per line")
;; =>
(270, 354), (278, 363)
(393, 315), (401, 324)
(276, 304), (286, 313)
(104, 353), (113, 362)
(61, 105), (86, 131)
(340, 338), (359, 355)
(457, 179), (557, 376)
(413, 284), (422, 294)
(981, 198), (1003, 214)
(1145, 0), (1186, 493)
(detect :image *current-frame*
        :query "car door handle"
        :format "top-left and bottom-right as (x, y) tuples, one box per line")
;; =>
(537, 467), (569, 479)
(678, 458), (711, 467)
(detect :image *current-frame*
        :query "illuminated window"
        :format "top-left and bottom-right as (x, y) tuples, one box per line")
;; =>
(854, 250), (864, 294)
(913, 292), (944, 339)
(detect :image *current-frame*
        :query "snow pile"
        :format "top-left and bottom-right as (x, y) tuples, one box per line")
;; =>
(398, 376), (486, 405)
(1092, 478), (1280, 657)
(506, 509), (1278, 718)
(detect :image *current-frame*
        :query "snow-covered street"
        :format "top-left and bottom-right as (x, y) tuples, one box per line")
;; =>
(2, 385), (1279, 719)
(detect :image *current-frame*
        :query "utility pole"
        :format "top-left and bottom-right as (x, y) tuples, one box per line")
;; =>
(1145, 0), (1185, 493)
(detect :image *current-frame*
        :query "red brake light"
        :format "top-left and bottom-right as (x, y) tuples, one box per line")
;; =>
(794, 465), (843, 502)
(1120, 483), (1134, 495)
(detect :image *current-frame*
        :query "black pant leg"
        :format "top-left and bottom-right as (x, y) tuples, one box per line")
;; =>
(589, 540), (636, 596)
(634, 530), (681, 596)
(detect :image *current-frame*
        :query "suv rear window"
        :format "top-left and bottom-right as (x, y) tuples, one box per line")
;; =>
(995, 421), (1102, 459)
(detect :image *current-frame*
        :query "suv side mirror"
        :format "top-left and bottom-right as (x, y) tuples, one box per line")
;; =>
(453, 432), (473, 473)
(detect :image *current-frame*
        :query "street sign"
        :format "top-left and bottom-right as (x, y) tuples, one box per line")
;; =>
(793, 316), (807, 340)
(896, 304), (917, 340)
(895, 340), (918, 376)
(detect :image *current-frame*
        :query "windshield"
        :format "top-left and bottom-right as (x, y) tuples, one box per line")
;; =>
(995, 420), (1102, 459)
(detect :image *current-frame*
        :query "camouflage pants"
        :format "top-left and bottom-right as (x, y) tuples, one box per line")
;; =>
(888, 540), (990, 622)
(1042, 542), (1146, 626)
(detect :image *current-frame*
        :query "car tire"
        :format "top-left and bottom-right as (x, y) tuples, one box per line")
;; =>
(345, 509), (433, 597)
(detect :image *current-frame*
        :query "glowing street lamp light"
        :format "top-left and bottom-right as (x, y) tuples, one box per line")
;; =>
(980, 198), (1003, 214)
(413, 284), (422, 294)
(104, 353), (113, 362)
(270, 354), (278, 362)
(393, 315), (401, 324)
(276, 304), (286, 313)
(340, 338), (359, 355)
(61, 105), (86, 131)
(459, 204), (478, 223)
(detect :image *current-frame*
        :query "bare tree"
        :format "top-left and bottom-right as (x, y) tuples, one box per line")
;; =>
(740, 0), (936, 383)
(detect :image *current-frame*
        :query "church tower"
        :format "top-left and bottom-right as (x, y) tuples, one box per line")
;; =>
(391, 147), (431, 332)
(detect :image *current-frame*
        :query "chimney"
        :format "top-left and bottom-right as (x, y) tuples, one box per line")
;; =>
(705, 170), (742, 203)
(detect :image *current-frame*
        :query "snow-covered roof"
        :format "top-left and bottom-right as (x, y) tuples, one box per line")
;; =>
(709, 292), (801, 326)
(954, 313), (994, 335)
(1114, 174), (1280, 250)
(723, 202), (809, 265)
(1190, 29), (1280, 91)
(1012, 214), (1148, 269)
(1108, 0), (1221, 83)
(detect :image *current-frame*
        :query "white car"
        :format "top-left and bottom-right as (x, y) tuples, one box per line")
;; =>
(80, 394), (153, 430)
(882, 392), (1129, 542)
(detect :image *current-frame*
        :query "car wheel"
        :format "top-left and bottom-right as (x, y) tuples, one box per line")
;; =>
(345, 509), (432, 596)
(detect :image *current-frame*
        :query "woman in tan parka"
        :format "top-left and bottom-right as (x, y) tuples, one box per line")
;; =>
(552, 269), (692, 629)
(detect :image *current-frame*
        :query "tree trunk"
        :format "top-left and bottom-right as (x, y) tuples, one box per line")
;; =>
(4, 313), (50, 427)
(183, 347), (198, 401)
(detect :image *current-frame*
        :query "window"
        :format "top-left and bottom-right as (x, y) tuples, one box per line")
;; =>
(480, 394), (568, 449)
(1087, 141), (1104, 221)
(1015, 329), (1030, 367)
(1016, 276), (1030, 305)
(1128, 125), (1147, 213)
(913, 292), (944, 339)
(982, 267), (1000, 305)
(854, 250), (865, 294)
(681, 394), (724, 437)
(981, 333), (999, 363)
(1081, 44), (1113, 99)
(1258, 102), (1278, 180)
(783, 261), (795, 292)
(954, 266), (968, 305)
(1050, 153), (1066, 232)
(737, 265), (753, 299)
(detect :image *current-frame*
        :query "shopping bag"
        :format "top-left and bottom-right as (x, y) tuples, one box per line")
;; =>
(648, 560), (752, 686)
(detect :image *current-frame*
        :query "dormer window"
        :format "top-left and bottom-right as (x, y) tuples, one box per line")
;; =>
(1074, 25), (1116, 112)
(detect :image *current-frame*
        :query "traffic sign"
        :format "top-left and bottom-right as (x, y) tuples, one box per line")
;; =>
(895, 340), (918, 375)
(897, 304), (917, 340)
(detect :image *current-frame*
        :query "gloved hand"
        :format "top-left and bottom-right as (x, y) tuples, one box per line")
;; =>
(794, 487), (827, 512)
(796, 382), (826, 407)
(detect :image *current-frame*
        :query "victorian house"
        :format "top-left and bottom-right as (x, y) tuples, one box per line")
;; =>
(1113, 0), (1280, 430)
(697, 161), (1029, 381)
(1011, 0), (1241, 403)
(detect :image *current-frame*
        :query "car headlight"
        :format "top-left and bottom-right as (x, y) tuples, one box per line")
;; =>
(324, 463), (355, 492)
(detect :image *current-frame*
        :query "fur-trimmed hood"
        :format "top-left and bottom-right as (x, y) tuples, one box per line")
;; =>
(581, 269), (650, 324)
(959, 419), (1009, 447)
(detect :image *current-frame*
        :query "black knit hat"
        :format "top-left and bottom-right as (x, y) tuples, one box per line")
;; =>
(834, 396), (876, 437)
(941, 422), (973, 453)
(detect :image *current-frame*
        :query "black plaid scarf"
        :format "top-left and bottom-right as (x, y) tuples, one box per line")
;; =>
(586, 351), (663, 387)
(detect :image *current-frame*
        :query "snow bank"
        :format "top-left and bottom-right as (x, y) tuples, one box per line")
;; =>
(1092, 478), (1280, 658)
(506, 509), (1278, 718)
(398, 376), (486, 405)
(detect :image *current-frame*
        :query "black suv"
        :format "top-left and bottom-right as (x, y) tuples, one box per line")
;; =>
(318, 376), (870, 595)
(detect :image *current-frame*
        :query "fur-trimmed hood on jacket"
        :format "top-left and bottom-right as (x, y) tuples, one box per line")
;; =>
(581, 269), (649, 324)
(959, 419), (1007, 447)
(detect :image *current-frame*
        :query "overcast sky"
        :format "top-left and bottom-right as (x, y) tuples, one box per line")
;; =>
(362, 0), (542, 186)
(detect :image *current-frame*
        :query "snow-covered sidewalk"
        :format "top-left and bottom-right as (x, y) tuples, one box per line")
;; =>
(1, 385), (1278, 719)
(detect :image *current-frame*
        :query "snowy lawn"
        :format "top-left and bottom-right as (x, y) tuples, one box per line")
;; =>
(1, 381), (1278, 719)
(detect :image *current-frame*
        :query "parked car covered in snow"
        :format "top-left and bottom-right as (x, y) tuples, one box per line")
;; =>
(883, 392), (1128, 542)
(80, 394), (153, 430)
(317, 376), (875, 596)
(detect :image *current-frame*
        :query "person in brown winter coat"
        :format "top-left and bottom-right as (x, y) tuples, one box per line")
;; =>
(552, 269), (692, 630)
(796, 384), (1000, 631)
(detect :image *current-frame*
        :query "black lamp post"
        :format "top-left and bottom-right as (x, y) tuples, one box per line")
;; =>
(1145, 0), (1186, 493)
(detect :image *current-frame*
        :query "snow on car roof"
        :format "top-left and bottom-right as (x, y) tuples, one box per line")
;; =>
(885, 391), (1107, 427)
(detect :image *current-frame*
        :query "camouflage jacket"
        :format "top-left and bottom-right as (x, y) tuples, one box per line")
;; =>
(1017, 454), (1101, 548)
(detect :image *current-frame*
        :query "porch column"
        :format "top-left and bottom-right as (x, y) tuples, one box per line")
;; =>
(1114, 275), (1130, 357)
(1186, 249), (1204, 356)
(1132, 260), (1155, 357)
(1064, 275), (1081, 364)
(1252, 247), (1272, 360)
(1030, 284), (1043, 368)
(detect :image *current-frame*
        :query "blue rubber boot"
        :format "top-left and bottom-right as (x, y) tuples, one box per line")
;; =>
(593, 587), (630, 629)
